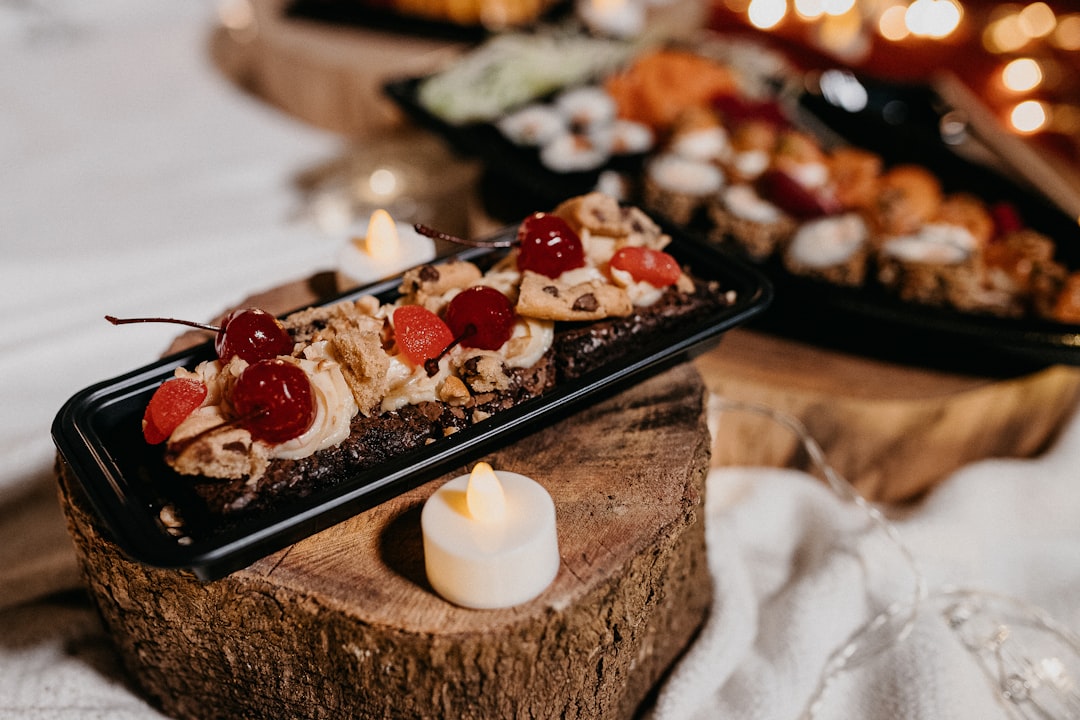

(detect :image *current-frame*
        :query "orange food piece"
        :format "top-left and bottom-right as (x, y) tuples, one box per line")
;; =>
(604, 49), (737, 133)
(1052, 272), (1080, 323)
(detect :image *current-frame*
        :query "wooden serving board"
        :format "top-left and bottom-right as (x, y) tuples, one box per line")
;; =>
(696, 328), (1080, 503)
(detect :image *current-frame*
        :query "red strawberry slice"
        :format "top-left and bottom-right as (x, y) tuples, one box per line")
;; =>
(393, 305), (455, 367)
(610, 247), (682, 287)
(142, 377), (207, 444)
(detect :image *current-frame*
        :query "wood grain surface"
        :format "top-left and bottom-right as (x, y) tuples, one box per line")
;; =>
(59, 360), (714, 720)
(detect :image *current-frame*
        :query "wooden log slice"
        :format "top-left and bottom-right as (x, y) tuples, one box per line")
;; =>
(696, 328), (1080, 503)
(57, 361), (713, 720)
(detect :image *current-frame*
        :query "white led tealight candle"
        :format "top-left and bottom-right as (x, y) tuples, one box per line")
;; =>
(421, 462), (560, 609)
(338, 208), (436, 287)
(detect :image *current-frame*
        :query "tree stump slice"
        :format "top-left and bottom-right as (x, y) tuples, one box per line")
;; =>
(58, 362), (713, 720)
(696, 328), (1080, 503)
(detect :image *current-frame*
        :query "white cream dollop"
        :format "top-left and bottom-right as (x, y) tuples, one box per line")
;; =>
(723, 184), (784, 224)
(609, 266), (665, 307)
(380, 354), (450, 414)
(787, 213), (868, 267)
(671, 127), (730, 163)
(882, 223), (978, 265)
(503, 316), (555, 368)
(648, 154), (725, 196)
(731, 149), (769, 180)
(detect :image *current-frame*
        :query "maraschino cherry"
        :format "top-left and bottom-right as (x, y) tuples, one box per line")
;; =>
(393, 289), (517, 376)
(231, 359), (316, 444)
(516, 213), (586, 278)
(445, 286), (515, 351)
(105, 307), (293, 364)
(414, 213), (585, 279)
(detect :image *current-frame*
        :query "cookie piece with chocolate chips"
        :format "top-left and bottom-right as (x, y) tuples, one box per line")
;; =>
(516, 270), (633, 321)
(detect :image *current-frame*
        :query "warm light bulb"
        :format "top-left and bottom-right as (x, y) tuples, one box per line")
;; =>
(879, 4), (910, 40)
(1018, 2), (1056, 39)
(821, 0), (854, 17)
(985, 15), (1029, 53)
(368, 168), (398, 197)
(747, 0), (786, 29)
(1002, 58), (1043, 92)
(363, 209), (400, 261)
(905, 0), (961, 39)
(794, 0), (824, 20)
(1010, 100), (1049, 134)
(1052, 14), (1080, 50)
(466, 462), (508, 523)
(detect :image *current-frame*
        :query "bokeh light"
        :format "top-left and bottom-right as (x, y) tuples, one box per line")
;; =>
(1001, 58), (1043, 92)
(1010, 99), (1050, 133)
(906, 0), (962, 39)
(747, 0), (787, 29)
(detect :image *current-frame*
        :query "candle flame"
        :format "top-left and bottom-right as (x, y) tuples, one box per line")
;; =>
(466, 462), (507, 523)
(363, 209), (400, 261)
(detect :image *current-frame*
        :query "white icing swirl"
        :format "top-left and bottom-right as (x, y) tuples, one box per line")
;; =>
(671, 127), (730, 163)
(379, 354), (448, 413)
(788, 213), (868, 267)
(731, 149), (769, 179)
(786, 161), (829, 189)
(503, 316), (555, 368)
(648, 154), (724, 196)
(882, 223), (978, 265)
(723, 184), (783, 224)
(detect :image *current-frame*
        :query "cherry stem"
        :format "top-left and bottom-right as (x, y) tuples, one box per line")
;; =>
(414, 224), (514, 248)
(423, 325), (476, 377)
(105, 315), (220, 333)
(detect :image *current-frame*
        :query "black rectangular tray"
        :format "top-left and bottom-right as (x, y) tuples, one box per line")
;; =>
(386, 70), (1080, 373)
(52, 225), (771, 580)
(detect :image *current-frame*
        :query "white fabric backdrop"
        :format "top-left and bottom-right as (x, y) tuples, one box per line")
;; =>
(2, 4), (1078, 718)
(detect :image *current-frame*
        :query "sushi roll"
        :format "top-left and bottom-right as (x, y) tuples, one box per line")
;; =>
(540, 130), (612, 173)
(497, 104), (567, 147)
(828, 147), (882, 211)
(868, 165), (943, 237)
(783, 212), (871, 287)
(555, 86), (618, 131)
(707, 183), (796, 261)
(725, 119), (778, 183)
(668, 107), (731, 164)
(985, 229), (1066, 318)
(876, 223), (981, 307)
(642, 152), (725, 225)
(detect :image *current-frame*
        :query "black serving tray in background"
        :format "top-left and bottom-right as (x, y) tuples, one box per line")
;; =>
(758, 72), (1080, 374)
(52, 226), (771, 581)
(385, 67), (1080, 373)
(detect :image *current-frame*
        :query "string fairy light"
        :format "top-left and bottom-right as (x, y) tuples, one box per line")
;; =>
(709, 398), (1080, 719)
